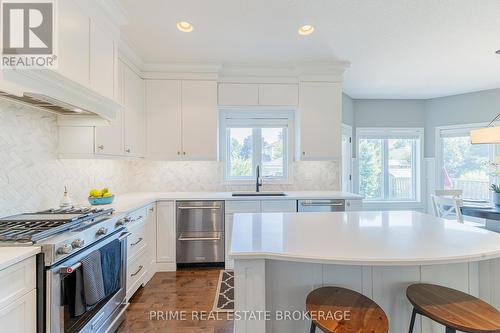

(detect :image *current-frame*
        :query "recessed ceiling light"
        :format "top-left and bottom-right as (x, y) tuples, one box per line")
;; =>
(298, 25), (314, 36)
(177, 21), (193, 33)
(73, 108), (83, 113)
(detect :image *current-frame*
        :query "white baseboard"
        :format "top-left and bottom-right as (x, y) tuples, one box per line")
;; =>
(155, 262), (177, 272)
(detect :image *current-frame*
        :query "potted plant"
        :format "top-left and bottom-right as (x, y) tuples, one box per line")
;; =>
(491, 184), (500, 206)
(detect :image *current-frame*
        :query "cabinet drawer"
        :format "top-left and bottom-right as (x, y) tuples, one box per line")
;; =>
(124, 206), (147, 228)
(127, 222), (148, 260)
(0, 289), (36, 333)
(126, 249), (148, 300)
(225, 200), (261, 213)
(261, 200), (297, 212)
(0, 257), (36, 310)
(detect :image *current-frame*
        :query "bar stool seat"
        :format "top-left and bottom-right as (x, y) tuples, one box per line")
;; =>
(306, 286), (388, 333)
(407, 283), (500, 333)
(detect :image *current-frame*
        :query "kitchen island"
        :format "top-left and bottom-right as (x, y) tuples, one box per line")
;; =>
(230, 211), (500, 333)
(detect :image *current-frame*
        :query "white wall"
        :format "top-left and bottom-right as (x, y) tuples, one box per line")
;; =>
(0, 101), (340, 216)
(342, 93), (354, 126)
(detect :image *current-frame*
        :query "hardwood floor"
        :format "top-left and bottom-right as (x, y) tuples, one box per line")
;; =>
(116, 268), (234, 333)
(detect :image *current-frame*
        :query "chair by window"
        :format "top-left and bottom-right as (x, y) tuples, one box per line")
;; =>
(431, 190), (464, 223)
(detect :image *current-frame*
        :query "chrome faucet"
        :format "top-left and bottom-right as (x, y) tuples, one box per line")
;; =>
(256, 165), (263, 192)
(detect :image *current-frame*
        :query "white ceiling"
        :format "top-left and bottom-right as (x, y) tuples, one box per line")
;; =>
(119, 0), (500, 99)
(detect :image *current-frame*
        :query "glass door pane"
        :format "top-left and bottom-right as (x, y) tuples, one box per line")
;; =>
(359, 139), (383, 200)
(387, 139), (414, 200)
(442, 136), (489, 200)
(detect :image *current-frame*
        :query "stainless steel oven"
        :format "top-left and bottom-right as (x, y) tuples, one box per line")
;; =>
(176, 201), (224, 264)
(46, 229), (130, 333)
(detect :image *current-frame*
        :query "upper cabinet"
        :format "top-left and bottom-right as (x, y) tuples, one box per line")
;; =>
(123, 62), (146, 158)
(146, 79), (218, 161)
(218, 83), (298, 106)
(90, 19), (117, 101)
(298, 82), (342, 161)
(57, 0), (90, 87)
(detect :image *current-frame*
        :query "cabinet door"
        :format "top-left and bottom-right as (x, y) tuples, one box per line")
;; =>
(145, 204), (157, 283)
(181, 80), (218, 160)
(123, 63), (145, 157)
(258, 84), (298, 106)
(95, 112), (123, 156)
(218, 83), (259, 106)
(345, 199), (363, 211)
(58, 127), (94, 156)
(57, 0), (90, 87)
(261, 200), (297, 212)
(299, 82), (342, 160)
(0, 289), (36, 333)
(90, 19), (115, 101)
(156, 201), (175, 263)
(145, 80), (182, 160)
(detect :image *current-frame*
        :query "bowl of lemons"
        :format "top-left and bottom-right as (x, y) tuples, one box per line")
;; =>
(88, 188), (115, 205)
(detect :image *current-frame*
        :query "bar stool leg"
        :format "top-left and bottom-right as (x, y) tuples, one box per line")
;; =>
(445, 327), (456, 333)
(408, 308), (417, 333)
(309, 321), (316, 333)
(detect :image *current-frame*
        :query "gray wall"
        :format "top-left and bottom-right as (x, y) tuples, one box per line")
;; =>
(342, 93), (354, 126)
(424, 88), (500, 157)
(354, 99), (425, 128)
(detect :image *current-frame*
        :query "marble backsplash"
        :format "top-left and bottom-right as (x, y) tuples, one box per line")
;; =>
(0, 100), (339, 216)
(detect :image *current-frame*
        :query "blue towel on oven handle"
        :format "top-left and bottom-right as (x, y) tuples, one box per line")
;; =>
(100, 239), (121, 296)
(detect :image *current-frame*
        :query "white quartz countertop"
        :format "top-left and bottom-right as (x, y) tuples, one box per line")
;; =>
(98, 191), (363, 214)
(0, 246), (40, 271)
(229, 211), (500, 265)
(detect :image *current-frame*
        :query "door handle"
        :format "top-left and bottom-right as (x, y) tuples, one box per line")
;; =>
(131, 237), (143, 246)
(131, 265), (143, 277)
(178, 236), (221, 241)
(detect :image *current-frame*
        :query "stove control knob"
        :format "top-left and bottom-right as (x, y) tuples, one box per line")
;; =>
(116, 219), (126, 227)
(71, 239), (85, 248)
(57, 244), (73, 255)
(96, 227), (108, 236)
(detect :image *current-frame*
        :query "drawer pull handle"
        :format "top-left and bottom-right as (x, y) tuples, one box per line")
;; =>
(178, 236), (221, 241)
(178, 206), (221, 210)
(300, 202), (344, 207)
(131, 237), (143, 246)
(131, 265), (143, 277)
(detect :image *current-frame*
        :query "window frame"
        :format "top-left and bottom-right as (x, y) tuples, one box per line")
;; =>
(356, 127), (424, 204)
(435, 123), (497, 201)
(219, 109), (295, 184)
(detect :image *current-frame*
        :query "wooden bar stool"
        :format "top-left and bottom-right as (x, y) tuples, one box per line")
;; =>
(406, 283), (500, 333)
(306, 286), (388, 333)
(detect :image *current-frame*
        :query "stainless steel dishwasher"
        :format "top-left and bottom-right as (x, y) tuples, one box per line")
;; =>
(176, 201), (225, 264)
(297, 199), (346, 212)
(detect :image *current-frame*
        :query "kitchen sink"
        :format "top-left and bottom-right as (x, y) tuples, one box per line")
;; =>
(231, 192), (287, 197)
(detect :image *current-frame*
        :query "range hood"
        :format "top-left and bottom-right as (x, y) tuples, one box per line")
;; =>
(0, 90), (94, 116)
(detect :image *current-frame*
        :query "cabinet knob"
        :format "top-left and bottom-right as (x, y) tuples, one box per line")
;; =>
(125, 148), (131, 153)
(302, 151), (306, 155)
(183, 152), (186, 156)
(149, 207), (154, 212)
(97, 145), (104, 150)
(177, 151), (180, 155)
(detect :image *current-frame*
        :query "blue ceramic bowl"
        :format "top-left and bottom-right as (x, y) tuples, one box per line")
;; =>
(88, 195), (115, 205)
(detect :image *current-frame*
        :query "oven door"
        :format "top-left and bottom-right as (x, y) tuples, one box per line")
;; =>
(46, 230), (130, 333)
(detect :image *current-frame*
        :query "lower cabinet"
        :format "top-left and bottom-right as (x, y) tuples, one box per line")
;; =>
(156, 201), (176, 270)
(0, 256), (37, 333)
(125, 203), (156, 301)
(345, 199), (363, 211)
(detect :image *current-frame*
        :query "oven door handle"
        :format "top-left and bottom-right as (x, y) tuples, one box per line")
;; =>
(119, 231), (132, 241)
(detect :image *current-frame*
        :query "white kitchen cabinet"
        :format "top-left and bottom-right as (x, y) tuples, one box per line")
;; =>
(123, 62), (146, 157)
(146, 80), (182, 160)
(261, 200), (297, 212)
(57, 0), (90, 87)
(0, 290), (36, 333)
(298, 82), (342, 161)
(58, 126), (95, 156)
(145, 79), (217, 161)
(258, 84), (298, 106)
(218, 83), (298, 106)
(90, 19), (116, 101)
(156, 201), (176, 266)
(218, 83), (259, 106)
(181, 80), (218, 160)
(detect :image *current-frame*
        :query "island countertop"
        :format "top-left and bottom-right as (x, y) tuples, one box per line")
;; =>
(229, 210), (500, 265)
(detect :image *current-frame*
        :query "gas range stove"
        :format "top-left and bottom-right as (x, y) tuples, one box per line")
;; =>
(0, 206), (127, 266)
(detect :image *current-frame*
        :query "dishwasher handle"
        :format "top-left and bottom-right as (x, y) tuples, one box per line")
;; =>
(178, 206), (222, 210)
(300, 201), (344, 207)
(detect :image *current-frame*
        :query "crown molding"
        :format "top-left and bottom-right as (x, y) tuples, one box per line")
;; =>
(93, 0), (128, 26)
